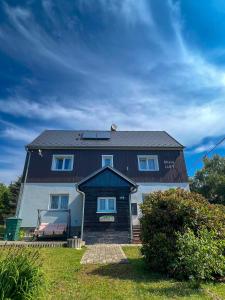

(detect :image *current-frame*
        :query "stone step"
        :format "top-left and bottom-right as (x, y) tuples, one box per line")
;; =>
(132, 240), (141, 244)
(83, 231), (130, 245)
(132, 227), (141, 244)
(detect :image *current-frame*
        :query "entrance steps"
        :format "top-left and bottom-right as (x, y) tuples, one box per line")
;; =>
(83, 230), (130, 245)
(132, 227), (141, 244)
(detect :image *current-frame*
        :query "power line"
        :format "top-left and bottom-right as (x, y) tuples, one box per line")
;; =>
(192, 136), (225, 167)
(203, 136), (225, 158)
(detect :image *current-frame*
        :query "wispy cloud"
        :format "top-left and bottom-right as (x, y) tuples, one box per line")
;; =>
(192, 143), (215, 154)
(0, 96), (224, 147)
(0, 0), (225, 182)
(0, 120), (39, 142)
(0, 146), (26, 184)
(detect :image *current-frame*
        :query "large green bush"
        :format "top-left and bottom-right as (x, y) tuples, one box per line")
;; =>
(173, 228), (225, 282)
(0, 247), (43, 299)
(140, 189), (225, 277)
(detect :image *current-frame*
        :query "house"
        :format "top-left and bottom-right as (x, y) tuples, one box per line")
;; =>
(16, 127), (189, 243)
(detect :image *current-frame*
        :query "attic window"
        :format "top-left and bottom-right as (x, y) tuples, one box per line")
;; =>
(52, 155), (74, 171)
(102, 155), (113, 167)
(138, 155), (159, 171)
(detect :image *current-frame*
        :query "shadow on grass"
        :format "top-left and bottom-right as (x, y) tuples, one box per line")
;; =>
(88, 258), (206, 298)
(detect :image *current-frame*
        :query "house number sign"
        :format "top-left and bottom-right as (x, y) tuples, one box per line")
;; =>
(99, 216), (115, 222)
(164, 160), (175, 169)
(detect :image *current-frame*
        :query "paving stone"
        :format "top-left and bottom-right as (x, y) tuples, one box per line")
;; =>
(81, 244), (128, 264)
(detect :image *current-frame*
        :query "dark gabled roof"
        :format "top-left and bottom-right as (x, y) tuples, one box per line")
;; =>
(27, 130), (184, 149)
(77, 166), (137, 189)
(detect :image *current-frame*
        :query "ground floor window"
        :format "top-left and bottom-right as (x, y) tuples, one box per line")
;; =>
(97, 197), (116, 213)
(131, 203), (138, 215)
(49, 194), (69, 210)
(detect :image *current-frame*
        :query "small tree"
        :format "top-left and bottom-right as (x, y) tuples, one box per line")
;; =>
(8, 176), (22, 215)
(0, 177), (21, 223)
(190, 155), (225, 205)
(0, 183), (10, 223)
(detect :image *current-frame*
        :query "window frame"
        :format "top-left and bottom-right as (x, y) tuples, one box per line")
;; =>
(49, 194), (69, 210)
(101, 155), (114, 168)
(137, 155), (159, 171)
(131, 203), (138, 216)
(51, 155), (74, 171)
(97, 197), (116, 213)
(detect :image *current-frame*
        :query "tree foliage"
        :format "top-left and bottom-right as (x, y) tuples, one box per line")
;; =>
(0, 177), (21, 223)
(190, 155), (225, 205)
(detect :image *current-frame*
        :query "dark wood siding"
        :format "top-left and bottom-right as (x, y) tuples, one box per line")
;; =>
(79, 168), (132, 189)
(83, 188), (130, 231)
(25, 149), (188, 183)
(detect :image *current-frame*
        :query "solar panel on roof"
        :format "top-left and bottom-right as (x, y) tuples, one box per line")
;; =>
(82, 131), (110, 140)
(82, 132), (97, 139)
(97, 132), (110, 139)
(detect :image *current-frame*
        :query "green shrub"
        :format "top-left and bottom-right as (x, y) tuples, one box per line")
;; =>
(0, 247), (43, 299)
(140, 189), (225, 275)
(173, 228), (225, 282)
(19, 229), (26, 241)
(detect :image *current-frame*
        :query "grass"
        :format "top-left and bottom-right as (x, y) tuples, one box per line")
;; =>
(38, 246), (225, 300)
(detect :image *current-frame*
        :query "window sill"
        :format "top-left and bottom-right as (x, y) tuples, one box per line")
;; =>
(96, 211), (117, 214)
(138, 169), (159, 172)
(47, 209), (69, 211)
(51, 169), (73, 172)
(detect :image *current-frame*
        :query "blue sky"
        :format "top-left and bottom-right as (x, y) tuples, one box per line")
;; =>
(0, 0), (225, 184)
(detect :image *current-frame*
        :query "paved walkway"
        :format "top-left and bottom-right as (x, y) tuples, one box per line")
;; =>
(81, 244), (128, 264)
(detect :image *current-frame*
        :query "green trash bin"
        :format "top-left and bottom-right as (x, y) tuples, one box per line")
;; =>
(4, 217), (22, 241)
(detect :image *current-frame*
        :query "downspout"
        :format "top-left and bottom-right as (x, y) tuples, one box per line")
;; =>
(76, 184), (85, 241)
(129, 185), (138, 243)
(16, 149), (31, 217)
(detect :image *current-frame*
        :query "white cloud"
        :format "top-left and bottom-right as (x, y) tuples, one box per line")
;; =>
(2, 127), (37, 142)
(192, 143), (215, 154)
(1, 0), (225, 183)
(0, 120), (39, 142)
(0, 147), (26, 185)
(0, 168), (21, 185)
(0, 97), (225, 147)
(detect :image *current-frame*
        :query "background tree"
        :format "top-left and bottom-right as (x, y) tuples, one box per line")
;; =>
(0, 183), (10, 223)
(0, 177), (21, 223)
(190, 155), (225, 205)
(8, 176), (22, 215)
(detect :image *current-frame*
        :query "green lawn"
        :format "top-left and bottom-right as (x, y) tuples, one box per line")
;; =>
(39, 246), (225, 300)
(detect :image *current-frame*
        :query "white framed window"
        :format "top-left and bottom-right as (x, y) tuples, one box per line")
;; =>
(97, 197), (116, 213)
(102, 155), (113, 167)
(138, 155), (159, 171)
(49, 194), (69, 210)
(52, 155), (74, 171)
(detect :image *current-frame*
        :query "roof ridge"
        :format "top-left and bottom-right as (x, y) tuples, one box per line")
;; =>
(43, 130), (166, 132)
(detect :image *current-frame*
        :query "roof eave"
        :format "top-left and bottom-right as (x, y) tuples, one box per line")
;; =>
(26, 145), (185, 150)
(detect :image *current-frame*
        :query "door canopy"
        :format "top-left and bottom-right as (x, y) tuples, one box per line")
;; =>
(77, 166), (137, 191)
